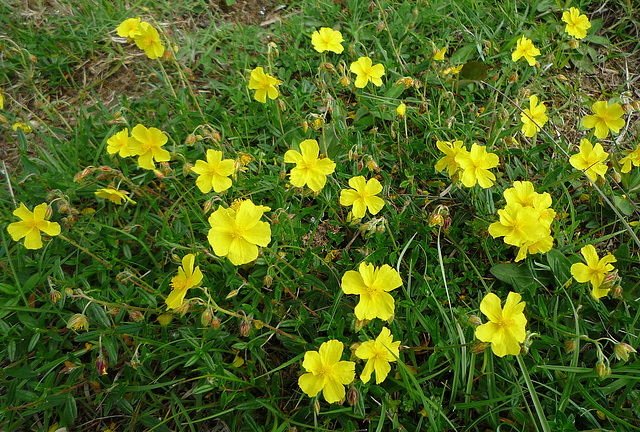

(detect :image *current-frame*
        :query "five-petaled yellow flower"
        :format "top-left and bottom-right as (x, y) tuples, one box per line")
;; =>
(298, 340), (355, 403)
(341, 262), (402, 321)
(583, 101), (625, 139)
(569, 138), (609, 182)
(619, 146), (640, 173)
(7, 203), (61, 250)
(116, 17), (141, 38)
(562, 7), (591, 40)
(106, 129), (132, 157)
(207, 199), (271, 266)
(434, 47), (446, 61)
(521, 95), (548, 137)
(128, 124), (171, 170)
(475, 292), (527, 357)
(571, 244), (617, 299)
(454, 143), (500, 188)
(512, 35), (540, 66)
(355, 327), (401, 384)
(248, 67), (281, 103)
(134, 22), (165, 59)
(435, 140), (468, 177)
(311, 27), (344, 54)
(339, 176), (385, 219)
(95, 188), (136, 205)
(284, 139), (336, 192)
(192, 149), (235, 193)
(350, 57), (385, 88)
(166, 254), (203, 309)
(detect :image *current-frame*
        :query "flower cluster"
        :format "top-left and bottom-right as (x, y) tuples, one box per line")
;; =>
(107, 125), (171, 170)
(116, 18), (165, 59)
(488, 181), (555, 261)
(435, 141), (499, 188)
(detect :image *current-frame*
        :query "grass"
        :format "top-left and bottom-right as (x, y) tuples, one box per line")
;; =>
(1, 0), (640, 430)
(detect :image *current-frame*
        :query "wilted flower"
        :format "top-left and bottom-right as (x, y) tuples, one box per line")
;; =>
(95, 188), (136, 205)
(67, 314), (89, 332)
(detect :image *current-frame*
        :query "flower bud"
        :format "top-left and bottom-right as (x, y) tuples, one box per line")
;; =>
(347, 385), (359, 406)
(129, 310), (144, 322)
(508, 73), (518, 83)
(396, 102), (406, 119)
(44, 205), (53, 220)
(263, 275), (273, 288)
(594, 361), (611, 380)
(467, 314), (482, 326)
(211, 315), (221, 330)
(611, 284), (623, 299)
(565, 338), (578, 353)
(470, 341), (489, 354)
(50, 290), (61, 303)
(302, 120), (309, 133)
(376, 22), (385, 33)
(614, 343), (636, 362)
(96, 354), (108, 375)
(107, 306), (120, 316)
(569, 39), (579, 50)
(313, 399), (321, 415)
(67, 314), (89, 332)
(239, 319), (251, 337)
(185, 134), (196, 146)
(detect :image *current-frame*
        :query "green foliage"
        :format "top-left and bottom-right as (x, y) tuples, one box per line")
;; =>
(1, 0), (639, 430)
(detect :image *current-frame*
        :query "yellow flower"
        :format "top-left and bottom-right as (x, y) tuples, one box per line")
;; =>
(192, 149), (235, 193)
(95, 188), (136, 205)
(355, 327), (401, 384)
(248, 67), (281, 103)
(619, 146), (640, 173)
(12, 122), (32, 133)
(339, 176), (385, 219)
(116, 17), (141, 38)
(341, 262), (402, 321)
(166, 254), (203, 310)
(396, 102), (406, 118)
(7, 203), (61, 249)
(127, 124), (171, 170)
(562, 7), (591, 40)
(434, 47), (446, 61)
(311, 27), (344, 54)
(569, 138), (609, 182)
(106, 129), (132, 157)
(298, 340), (356, 403)
(207, 199), (271, 266)
(511, 35), (540, 66)
(571, 244), (616, 299)
(488, 203), (549, 248)
(284, 139), (336, 192)
(350, 57), (385, 88)
(133, 22), (164, 59)
(520, 95), (548, 137)
(475, 292), (527, 357)
(454, 143), (500, 188)
(583, 101), (625, 139)
(435, 140), (468, 177)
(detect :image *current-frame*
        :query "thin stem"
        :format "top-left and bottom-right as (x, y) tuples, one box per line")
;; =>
(516, 354), (551, 432)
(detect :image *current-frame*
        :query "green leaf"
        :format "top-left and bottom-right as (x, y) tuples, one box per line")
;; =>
(459, 61), (488, 82)
(490, 263), (535, 289)
(546, 249), (573, 288)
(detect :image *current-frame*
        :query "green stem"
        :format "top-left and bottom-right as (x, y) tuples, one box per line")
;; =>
(516, 354), (551, 432)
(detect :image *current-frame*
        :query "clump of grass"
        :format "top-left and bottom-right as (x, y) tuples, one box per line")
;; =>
(1, 0), (639, 431)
